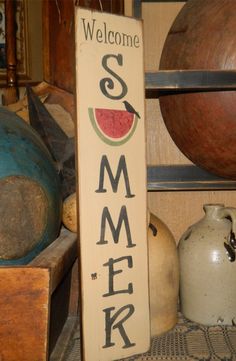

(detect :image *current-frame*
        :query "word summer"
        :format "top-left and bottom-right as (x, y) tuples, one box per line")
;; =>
(96, 155), (137, 349)
(81, 18), (140, 48)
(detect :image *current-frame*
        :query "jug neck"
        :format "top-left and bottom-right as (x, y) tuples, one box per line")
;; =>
(203, 204), (225, 220)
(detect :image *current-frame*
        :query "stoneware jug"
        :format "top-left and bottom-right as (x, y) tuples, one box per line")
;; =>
(178, 203), (236, 325)
(148, 211), (179, 336)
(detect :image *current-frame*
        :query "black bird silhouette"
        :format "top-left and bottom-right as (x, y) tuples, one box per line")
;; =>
(123, 100), (140, 119)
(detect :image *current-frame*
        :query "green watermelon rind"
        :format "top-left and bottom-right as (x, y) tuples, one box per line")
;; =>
(88, 107), (138, 146)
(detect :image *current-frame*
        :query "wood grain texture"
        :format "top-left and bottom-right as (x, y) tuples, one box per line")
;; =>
(159, 0), (236, 180)
(143, 2), (236, 243)
(3, 0), (18, 105)
(49, 268), (73, 354)
(42, 0), (51, 85)
(142, 2), (185, 72)
(143, 2), (188, 166)
(145, 70), (236, 93)
(31, 227), (77, 294)
(33, 82), (75, 122)
(77, 0), (124, 13)
(0, 267), (50, 361)
(43, 0), (75, 93)
(43, 0), (124, 93)
(0, 229), (78, 361)
(49, 316), (79, 361)
(146, 98), (190, 165)
(68, 259), (79, 316)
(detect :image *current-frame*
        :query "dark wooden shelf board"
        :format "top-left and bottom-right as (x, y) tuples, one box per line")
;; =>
(145, 70), (236, 98)
(147, 165), (236, 191)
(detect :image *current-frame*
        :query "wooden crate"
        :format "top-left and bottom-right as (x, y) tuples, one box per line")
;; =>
(0, 227), (78, 361)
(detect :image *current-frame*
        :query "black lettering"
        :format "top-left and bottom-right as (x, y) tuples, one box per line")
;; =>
(100, 54), (128, 100)
(115, 32), (121, 45)
(96, 155), (134, 198)
(122, 33), (134, 47)
(103, 256), (133, 297)
(96, 28), (103, 42)
(97, 205), (136, 248)
(133, 35), (140, 48)
(81, 19), (141, 48)
(108, 31), (115, 44)
(103, 305), (136, 349)
(81, 18), (96, 40)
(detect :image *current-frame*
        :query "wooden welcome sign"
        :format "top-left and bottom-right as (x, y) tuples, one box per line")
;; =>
(75, 8), (150, 360)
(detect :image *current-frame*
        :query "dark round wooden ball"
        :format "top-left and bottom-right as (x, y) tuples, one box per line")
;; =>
(159, 0), (236, 179)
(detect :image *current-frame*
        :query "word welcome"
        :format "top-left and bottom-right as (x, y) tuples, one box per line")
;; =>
(81, 18), (140, 48)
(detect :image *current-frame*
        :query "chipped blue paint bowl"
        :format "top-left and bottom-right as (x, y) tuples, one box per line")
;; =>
(0, 108), (62, 265)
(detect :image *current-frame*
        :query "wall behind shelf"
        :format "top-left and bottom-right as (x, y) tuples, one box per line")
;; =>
(140, 1), (236, 241)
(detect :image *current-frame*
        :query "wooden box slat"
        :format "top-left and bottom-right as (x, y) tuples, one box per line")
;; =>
(0, 267), (50, 361)
(0, 228), (77, 361)
(31, 227), (77, 294)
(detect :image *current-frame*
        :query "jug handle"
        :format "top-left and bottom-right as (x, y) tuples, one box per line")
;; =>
(219, 207), (236, 261)
(219, 207), (236, 237)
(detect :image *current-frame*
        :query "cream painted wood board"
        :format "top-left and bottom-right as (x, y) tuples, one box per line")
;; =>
(75, 8), (150, 361)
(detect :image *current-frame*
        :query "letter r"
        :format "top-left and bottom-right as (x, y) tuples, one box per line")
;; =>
(103, 304), (136, 349)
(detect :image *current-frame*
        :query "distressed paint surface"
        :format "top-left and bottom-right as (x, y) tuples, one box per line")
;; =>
(75, 8), (150, 361)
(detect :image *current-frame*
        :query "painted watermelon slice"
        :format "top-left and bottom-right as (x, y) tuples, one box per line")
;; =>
(88, 107), (138, 146)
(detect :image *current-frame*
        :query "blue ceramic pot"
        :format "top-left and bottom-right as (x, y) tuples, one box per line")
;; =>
(0, 108), (62, 265)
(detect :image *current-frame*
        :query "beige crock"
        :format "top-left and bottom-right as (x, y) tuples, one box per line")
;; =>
(178, 203), (236, 325)
(148, 211), (179, 336)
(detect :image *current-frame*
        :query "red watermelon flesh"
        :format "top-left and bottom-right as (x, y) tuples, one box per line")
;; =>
(95, 108), (134, 139)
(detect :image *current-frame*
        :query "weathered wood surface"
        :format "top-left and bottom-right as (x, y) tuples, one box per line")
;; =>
(31, 227), (77, 294)
(159, 0), (236, 180)
(147, 165), (236, 191)
(0, 228), (78, 361)
(49, 267), (73, 354)
(43, 0), (124, 93)
(50, 316), (79, 361)
(33, 81), (75, 121)
(0, 267), (50, 361)
(140, 1), (236, 242)
(2, 0), (18, 105)
(43, 0), (76, 93)
(145, 70), (236, 98)
(76, 8), (150, 360)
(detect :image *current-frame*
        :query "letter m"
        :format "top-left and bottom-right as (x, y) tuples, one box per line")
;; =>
(97, 206), (136, 248)
(96, 155), (134, 198)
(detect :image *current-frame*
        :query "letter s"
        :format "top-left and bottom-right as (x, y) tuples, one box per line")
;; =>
(100, 54), (128, 100)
